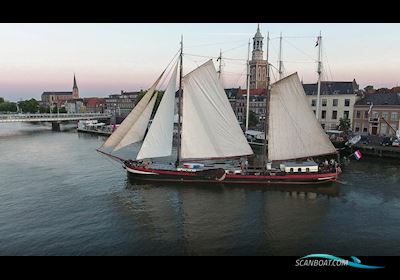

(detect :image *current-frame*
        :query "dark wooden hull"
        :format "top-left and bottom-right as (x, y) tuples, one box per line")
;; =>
(125, 164), (340, 185)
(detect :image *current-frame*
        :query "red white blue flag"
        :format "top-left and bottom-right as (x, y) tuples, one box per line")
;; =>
(354, 150), (362, 160)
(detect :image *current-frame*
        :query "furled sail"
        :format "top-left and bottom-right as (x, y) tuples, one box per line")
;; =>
(136, 61), (179, 160)
(181, 60), (253, 160)
(267, 73), (337, 161)
(113, 92), (157, 151)
(101, 72), (164, 149)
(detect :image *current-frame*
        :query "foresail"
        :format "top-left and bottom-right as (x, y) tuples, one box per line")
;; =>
(101, 72), (163, 149)
(136, 62), (178, 160)
(181, 60), (253, 160)
(113, 92), (157, 151)
(268, 73), (337, 161)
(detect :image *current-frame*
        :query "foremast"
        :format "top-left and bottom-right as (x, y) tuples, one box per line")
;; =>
(176, 35), (183, 167)
(262, 32), (270, 174)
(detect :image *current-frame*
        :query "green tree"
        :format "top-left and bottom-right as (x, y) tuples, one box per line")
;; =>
(39, 106), (50, 113)
(0, 97), (4, 103)
(0, 101), (17, 112)
(18, 98), (39, 113)
(243, 110), (259, 128)
(135, 90), (165, 114)
(338, 117), (351, 131)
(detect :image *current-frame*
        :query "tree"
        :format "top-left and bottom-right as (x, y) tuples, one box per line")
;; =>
(135, 90), (165, 115)
(0, 97), (4, 103)
(0, 101), (17, 112)
(18, 98), (39, 113)
(243, 110), (259, 128)
(338, 117), (351, 132)
(39, 106), (50, 113)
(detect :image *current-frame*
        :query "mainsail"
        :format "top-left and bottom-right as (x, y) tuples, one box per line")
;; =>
(101, 71), (164, 149)
(136, 61), (179, 160)
(114, 92), (157, 151)
(181, 60), (253, 160)
(267, 73), (337, 161)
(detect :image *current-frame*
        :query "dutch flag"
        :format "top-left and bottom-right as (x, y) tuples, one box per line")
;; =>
(354, 150), (362, 160)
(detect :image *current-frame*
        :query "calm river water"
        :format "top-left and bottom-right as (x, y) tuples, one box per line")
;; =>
(0, 123), (399, 255)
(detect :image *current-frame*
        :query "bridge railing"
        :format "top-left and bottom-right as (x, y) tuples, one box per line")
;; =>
(0, 113), (112, 121)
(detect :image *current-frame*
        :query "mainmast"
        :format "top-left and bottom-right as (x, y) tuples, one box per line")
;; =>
(245, 39), (251, 131)
(262, 32), (270, 173)
(176, 36), (183, 167)
(278, 32), (283, 80)
(315, 31), (322, 120)
(217, 49), (222, 80)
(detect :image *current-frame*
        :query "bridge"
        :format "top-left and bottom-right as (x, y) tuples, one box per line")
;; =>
(0, 113), (112, 131)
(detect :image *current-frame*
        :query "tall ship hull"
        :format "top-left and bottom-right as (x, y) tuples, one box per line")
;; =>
(124, 163), (340, 185)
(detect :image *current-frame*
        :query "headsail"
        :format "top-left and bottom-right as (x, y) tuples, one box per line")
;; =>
(113, 92), (157, 151)
(267, 73), (336, 161)
(101, 71), (164, 149)
(136, 61), (179, 160)
(181, 60), (253, 160)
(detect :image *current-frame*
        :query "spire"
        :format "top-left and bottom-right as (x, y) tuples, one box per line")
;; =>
(72, 73), (79, 99)
(73, 73), (78, 89)
(254, 23), (263, 39)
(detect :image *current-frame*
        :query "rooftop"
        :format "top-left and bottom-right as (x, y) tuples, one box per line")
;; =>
(303, 80), (358, 95)
(42, 91), (72, 96)
(355, 93), (400, 106)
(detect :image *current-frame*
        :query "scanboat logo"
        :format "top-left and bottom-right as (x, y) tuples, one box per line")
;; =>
(295, 254), (384, 269)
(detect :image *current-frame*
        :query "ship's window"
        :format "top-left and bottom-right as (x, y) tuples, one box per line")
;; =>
(306, 168), (310, 172)
(298, 168), (302, 172)
(290, 168), (294, 173)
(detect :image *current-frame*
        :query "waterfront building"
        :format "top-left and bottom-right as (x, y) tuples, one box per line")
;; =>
(303, 80), (360, 130)
(104, 90), (141, 118)
(65, 99), (84, 113)
(353, 93), (400, 136)
(41, 74), (80, 106)
(235, 88), (267, 127)
(84, 97), (106, 113)
(225, 88), (240, 115)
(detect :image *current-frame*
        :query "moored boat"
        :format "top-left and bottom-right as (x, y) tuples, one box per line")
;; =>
(97, 36), (341, 185)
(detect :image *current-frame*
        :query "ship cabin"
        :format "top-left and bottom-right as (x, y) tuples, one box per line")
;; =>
(280, 161), (319, 173)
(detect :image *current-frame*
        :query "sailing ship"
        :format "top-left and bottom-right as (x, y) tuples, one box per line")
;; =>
(98, 39), (341, 185)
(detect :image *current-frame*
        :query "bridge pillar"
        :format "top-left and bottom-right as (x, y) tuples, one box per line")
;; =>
(51, 122), (61, 131)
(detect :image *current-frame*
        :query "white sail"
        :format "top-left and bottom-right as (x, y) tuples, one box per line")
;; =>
(268, 73), (336, 161)
(113, 92), (157, 151)
(101, 72), (163, 149)
(136, 62), (179, 160)
(181, 60), (253, 160)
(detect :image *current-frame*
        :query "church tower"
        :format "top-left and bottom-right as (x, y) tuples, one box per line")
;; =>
(249, 24), (267, 89)
(72, 74), (79, 99)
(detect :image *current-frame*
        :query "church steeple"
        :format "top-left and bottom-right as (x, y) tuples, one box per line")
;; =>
(252, 24), (264, 60)
(73, 74), (78, 89)
(72, 73), (79, 99)
(249, 24), (267, 89)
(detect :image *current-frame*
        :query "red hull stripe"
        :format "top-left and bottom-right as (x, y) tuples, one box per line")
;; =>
(129, 166), (338, 180)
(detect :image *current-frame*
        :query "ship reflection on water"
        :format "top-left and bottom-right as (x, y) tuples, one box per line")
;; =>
(120, 178), (339, 255)
(126, 178), (340, 198)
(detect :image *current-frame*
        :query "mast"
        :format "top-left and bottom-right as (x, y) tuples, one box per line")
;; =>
(245, 39), (251, 131)
(278, 32), (283, 79)
(262, 32), (270, 173)
(217, 49), (222, 80)
(316, 31), (322, 120)
(176, 36), (183, 167)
